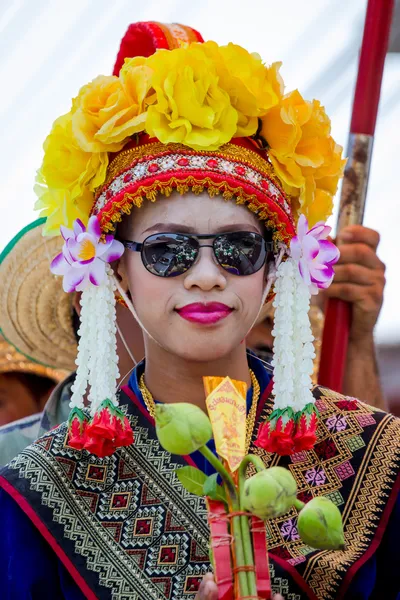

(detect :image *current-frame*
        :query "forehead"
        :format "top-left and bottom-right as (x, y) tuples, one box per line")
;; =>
(125, 192), (262, 237)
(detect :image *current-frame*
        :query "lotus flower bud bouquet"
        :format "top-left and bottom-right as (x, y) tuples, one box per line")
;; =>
(154, 376), (345, 600)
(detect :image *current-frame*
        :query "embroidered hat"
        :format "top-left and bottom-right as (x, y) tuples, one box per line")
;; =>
(33, 21), (344, 457)
(0, 219), (76, 374)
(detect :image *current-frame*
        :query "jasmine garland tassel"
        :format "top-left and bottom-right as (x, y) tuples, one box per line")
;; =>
(50, 216), (133, 456)
(255, 216), (340, 456)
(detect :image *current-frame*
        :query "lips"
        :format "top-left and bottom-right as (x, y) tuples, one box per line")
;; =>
(176, 302), (233, 325)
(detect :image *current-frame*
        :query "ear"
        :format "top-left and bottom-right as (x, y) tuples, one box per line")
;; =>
(72, 292), (82, 316)
(116, 258), (131, 297)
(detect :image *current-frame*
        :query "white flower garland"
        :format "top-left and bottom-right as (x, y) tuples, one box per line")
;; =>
(70, 266), (120, 415)
(271, 257), (315, 412)
(292, 263), (315, 411)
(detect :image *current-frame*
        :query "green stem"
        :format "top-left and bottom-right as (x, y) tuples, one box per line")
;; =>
(238, 455), (266, 597)
(239, 453), (266, 475)
(199, 445), (249, 598)
(198, 445), (237, 498)
(294, 498), (305, 512)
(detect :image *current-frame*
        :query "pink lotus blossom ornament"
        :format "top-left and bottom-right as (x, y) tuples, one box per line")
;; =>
(290, 214), (340, 295)
(50, 216), (124, 292)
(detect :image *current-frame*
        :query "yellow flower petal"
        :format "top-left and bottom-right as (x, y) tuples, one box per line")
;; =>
(307, 188), (334, 227)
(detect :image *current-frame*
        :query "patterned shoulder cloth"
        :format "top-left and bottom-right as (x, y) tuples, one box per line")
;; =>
(0, 383), (398, 600)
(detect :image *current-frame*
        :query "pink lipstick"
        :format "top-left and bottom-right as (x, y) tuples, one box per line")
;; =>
(176, 302), (233, 324)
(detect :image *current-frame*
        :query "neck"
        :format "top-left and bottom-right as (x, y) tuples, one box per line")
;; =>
(144, 341), (252, 410)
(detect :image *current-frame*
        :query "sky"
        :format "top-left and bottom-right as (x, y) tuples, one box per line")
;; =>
(1, 0), (399, 342)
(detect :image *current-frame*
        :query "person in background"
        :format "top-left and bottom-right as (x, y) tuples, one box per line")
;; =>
(248, 224), (387, 409)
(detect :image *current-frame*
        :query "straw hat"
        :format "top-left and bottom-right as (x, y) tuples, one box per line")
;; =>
(0, 332), (67, 382)
(0, 219), (77, 372)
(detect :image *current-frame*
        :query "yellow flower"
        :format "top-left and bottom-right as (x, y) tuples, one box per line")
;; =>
(203, 41), (283, 136)
(34, 179), (93, 236)
(71, 73), (149, 152)
(41, 112), (108, 199)
(145, 45), (238, 150)
(261, 90), (344, 223)
(35, 112), (108, 235)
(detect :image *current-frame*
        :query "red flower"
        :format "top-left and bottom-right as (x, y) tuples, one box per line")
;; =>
(84, 434), (116, 458)
(293, 404), (318, 452)
(115, 416), (134, 447)
(67, 408), (88, 450)
(255, 408), (296, 456)
(85, 406), (117, 440)
(72, 399), (134, 458)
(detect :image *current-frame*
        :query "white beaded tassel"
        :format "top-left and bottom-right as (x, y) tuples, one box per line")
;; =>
(70, 282), (96, 409)
(271, 257), (315, 412)
(69, 266), (120, 415)
(291, 263), (316, 411)
(88, 265), (120, 415)
(271, 260), (296, 410)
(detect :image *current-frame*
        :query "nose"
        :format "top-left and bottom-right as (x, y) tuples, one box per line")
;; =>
(183, 246), (227, 292)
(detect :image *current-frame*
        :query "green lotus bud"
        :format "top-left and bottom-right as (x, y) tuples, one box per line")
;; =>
(155, 403), (212, 455)
(243, 466), (297, 519)
(297, 496), (345, 550)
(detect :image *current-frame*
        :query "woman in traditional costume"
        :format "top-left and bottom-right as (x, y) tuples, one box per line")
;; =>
(0, 21), (398, 600)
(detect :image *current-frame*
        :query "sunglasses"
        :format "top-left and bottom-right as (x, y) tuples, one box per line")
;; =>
(120, 231), (273, 278)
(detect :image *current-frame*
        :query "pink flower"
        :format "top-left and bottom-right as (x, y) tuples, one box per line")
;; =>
(50, 216), (124, 293)
(290, 214), (339, 294)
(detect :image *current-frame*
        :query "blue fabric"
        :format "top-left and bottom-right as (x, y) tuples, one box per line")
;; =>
(0, 487), (86, 600)
(128, 353), (272, 476)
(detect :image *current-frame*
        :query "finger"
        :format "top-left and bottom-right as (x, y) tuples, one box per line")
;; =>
(333, 263), (385, 287)
(336, 225), (380, 251)
(273, 595), (285, 600)
(335, 243), (385, 271)
(323, 282), (383, 306)
(195, 574), (218, 600)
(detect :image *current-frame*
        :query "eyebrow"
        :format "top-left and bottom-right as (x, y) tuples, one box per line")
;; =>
(142, 222), (261, 235)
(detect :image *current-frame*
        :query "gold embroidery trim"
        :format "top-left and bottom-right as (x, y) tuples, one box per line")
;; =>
(98, 174), (292, 243)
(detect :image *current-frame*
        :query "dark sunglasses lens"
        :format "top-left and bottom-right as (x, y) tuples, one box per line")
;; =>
(142, 234), (198, 277)
(214, 232), (266, 275)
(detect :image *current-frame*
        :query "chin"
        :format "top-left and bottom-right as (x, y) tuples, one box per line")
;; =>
(170, 335), (242, 363)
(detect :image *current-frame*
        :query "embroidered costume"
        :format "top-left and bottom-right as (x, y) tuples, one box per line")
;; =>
(0, 20), (399, 600)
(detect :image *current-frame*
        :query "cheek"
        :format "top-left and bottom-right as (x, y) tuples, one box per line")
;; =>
(234, 270), (266, 313)
(126, 257), (172, 315)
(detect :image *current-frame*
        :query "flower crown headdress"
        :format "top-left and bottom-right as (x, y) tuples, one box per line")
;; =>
(35, 21), (344, 457)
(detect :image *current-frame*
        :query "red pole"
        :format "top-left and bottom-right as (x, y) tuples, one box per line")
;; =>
(318, 0), (394, 391)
